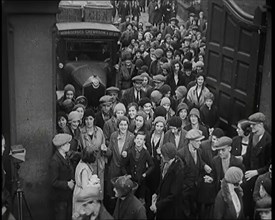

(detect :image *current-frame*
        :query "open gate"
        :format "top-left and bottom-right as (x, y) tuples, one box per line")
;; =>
(205, 0), (266, 136)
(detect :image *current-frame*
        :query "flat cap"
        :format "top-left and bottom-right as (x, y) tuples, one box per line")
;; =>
(213, 136), (232, 150)
(99, 95), (113, 103)
(153, 74), (166, 82)
(106, 86), (120, 93)
(189, 13), (195, 17)
(140, 72), (150, 80)
(132, 75), (144, 82)
(52, 133), (72, 147)
(170, 17), (179, 23)
(68, 111), (81, 122)
(185, 129), (205, 141)
(184, 36), (192, 41)
(192, 25), (199, 30)
(248, 112), (266, 124)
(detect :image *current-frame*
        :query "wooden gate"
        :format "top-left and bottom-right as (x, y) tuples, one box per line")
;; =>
(205, 0), (266, 136)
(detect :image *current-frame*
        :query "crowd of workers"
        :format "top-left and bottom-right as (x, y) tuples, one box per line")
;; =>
(2, 0), (271, 220)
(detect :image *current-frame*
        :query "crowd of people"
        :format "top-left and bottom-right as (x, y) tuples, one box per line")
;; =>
(2, 1), (271, 220)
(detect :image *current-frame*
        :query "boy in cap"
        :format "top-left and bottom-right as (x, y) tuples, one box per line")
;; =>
(177, 128), (207, 219)
(242, 112), (271, 219)
(210, 136), (245, 193)
(112, 175), (147, 219)
(50, 133), (75, 220)
(94, 95), (113, 130)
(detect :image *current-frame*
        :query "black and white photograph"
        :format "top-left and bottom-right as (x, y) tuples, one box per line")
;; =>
(2, 0), (271, 219)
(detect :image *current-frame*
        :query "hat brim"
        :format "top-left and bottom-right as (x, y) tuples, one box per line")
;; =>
(111, 177), (139, 192)
(213, 145), (230, 151)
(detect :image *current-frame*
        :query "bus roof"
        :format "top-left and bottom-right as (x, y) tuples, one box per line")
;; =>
(56, 22), (119, 33)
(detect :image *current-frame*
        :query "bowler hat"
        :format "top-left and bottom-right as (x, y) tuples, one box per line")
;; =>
(213, 136), (232, 150)
(185, 129), (205, 141)
(52, 133), (72, 147)
(248, 112), (266, 124)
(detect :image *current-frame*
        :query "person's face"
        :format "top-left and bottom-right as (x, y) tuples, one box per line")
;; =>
(109, 92), (119, 102)
(175, 55), (181, 61)
(164, 91), (171, 98)
(102, 103), (112, 114)
(145, 34), (151, 41)
(156, 33), (162, 40)
(190, 114), (198, 125)
(205, 99), (213, 108)
(199, 55), (204, 62)
(81, 200), (101, 220)
(58, 116), (67, 129)
(127, 24), (132, 31)
(162, 103), (170, 112)
(211, 135), (219, 146)
(134, 81), (142, 91)
(76, 107), (84, 119)
(199, 12), (203, 18)
(128, 106), (137, 119)
(116, 110), (125, 118)
(138, 33), (143, 40)
(185, 41), (190, 46)
(175, 90), (182, 100)
(170, 126), (179, 135)
(174, 63), (180, 72)
(85, 116), (94, 128)
(190, 139), (201, 149)
(134, 134), (145, 147)
(166, 37), (171, 43)
(131, 38), (135, 45)
(197, 76), (204, 86)
(136, 52), (141, 58)
(250, 122), (263, 134)
(140, 44), (145, 51)
(154, 81), (164, 89)
(70, 119), (80, 130)
(162, 69), (168, 76)
(218, 146), (231, 159)
(166, 51), (172, 58)
(142, 77), (149, 86)
(2, 137), (5, 156)
(62, 142), (71, 153)
(66, 91), (74, 100)
(135, 116), (144, 129)
(125, 60), (132, 67)
(236, 123), (244, 137)
(155, 122), (164, 133)
(171, 20), (175, 26)
(119, 120), (128, 134)
(143, 103), (152, 114)
(197, 33), (201, 40)
(179, 109), (188, 120)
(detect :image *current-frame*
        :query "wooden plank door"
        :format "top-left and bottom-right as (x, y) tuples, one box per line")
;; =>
(205, 0), (266, 136)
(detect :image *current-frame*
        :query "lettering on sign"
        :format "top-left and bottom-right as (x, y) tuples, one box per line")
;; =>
(59, 29), (119, 37)
(84, 8), (112, 23)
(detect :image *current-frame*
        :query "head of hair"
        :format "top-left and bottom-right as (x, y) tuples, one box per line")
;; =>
(81, 147), (96, 164)
(238, 119), (252, 136)
(135, 130), (146, 139)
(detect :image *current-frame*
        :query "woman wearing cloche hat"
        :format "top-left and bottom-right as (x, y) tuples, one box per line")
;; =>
(213, 166), (245, 219)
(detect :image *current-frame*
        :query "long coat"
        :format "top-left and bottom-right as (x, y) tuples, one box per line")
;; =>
(49, 150), (74, 202)
(213, 179), (244, 219)
(155, 157), (185, 220)
(105, 131), (135, 197)
(113, 193), (147, 219)
(186, 85), (210, 109)
(197, 139), (218, 204)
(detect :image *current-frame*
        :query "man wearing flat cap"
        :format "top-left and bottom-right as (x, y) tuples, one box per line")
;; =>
(241, 112), (271, 219)
(121, 75), (147, 108)
(177, 128), (208, 219)
(106, 86), (121, 109)
(210, 136), (245, 194)
(50, 133), (75, 220)
(152, 74), (167, 91)
(162, 16), (179, 38)
(95, 95), (113, 130)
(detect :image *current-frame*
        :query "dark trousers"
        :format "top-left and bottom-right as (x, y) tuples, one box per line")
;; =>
(54, 200), (72, 220)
